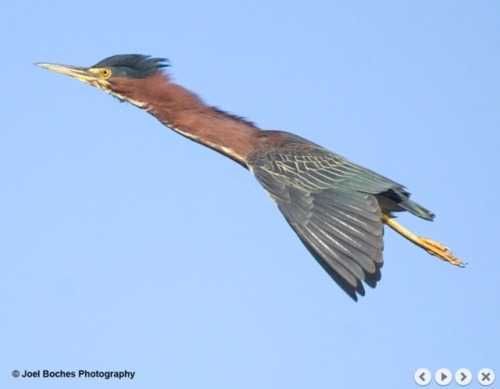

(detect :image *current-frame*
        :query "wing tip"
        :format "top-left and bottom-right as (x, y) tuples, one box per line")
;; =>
(307, 245), (383, 301)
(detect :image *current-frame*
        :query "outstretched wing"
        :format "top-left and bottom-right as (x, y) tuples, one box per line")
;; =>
(247, 138), (415, 299)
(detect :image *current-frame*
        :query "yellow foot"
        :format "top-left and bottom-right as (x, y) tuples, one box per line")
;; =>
(381, 213), (465, 267)
(419, 237), (465, 267)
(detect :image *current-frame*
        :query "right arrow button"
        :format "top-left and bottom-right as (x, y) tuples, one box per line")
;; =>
(455, 368), (472, 386)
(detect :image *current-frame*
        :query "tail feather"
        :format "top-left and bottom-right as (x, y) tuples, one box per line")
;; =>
(400, 196), (435, 220)
(377, 189), (435, 221)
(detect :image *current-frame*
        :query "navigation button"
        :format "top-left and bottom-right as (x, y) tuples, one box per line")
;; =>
(435, 368), (452, 386)
(414, 368), (431, 386)
(455, 368), (472, 386)
(478, 368), (495, 386)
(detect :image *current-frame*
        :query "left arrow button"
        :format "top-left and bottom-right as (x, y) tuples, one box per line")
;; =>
(415, 368), (432, 386)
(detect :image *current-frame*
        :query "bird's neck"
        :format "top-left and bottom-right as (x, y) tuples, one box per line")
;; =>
(111, 72), (261, 166)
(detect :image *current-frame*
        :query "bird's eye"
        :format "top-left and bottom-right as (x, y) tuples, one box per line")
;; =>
(100, 68), (111, 78)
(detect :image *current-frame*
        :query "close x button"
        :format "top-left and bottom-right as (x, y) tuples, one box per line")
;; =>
(478, 368), (495, 386)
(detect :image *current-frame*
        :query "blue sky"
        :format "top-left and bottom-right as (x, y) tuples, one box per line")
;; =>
(1, 1), (499, 388)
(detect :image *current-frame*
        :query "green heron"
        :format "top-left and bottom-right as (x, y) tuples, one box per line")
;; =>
(36, 55), (463, 300)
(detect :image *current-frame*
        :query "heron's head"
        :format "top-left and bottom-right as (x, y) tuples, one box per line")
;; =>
(36, 54), (170, 105)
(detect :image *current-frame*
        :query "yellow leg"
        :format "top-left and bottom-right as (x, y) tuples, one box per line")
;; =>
(381, 214), (465, 267)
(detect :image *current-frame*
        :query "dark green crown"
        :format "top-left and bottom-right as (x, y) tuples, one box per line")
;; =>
(92, 54), (170, 78)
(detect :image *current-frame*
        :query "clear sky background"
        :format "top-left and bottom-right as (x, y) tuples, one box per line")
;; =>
(1, 1), (499, 388)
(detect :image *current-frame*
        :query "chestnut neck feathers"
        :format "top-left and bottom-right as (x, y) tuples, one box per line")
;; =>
(110, 71), (261, 166)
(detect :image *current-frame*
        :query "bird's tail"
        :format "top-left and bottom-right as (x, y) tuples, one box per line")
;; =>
(378, 189), (435, 221)
(399, 196), (435, 220)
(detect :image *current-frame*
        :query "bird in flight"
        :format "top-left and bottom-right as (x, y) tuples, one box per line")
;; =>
(36, 55), (464, 300)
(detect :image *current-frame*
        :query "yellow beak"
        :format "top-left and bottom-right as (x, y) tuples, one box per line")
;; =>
(36, 62), (113, 94)
(36, 62), (98, 83)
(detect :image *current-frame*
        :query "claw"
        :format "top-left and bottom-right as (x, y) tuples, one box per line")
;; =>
(419, 237), (466, 267)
